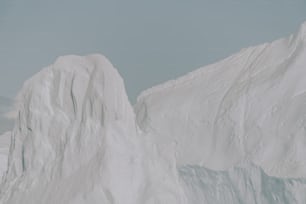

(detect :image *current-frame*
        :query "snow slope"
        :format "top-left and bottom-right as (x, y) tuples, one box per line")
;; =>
(1, 22), (306, 204)
(136, 21), (306, 178)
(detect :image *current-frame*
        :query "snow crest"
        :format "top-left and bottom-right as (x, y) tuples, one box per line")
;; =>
(1, 22), (306, 204)
(0, 55), (184, 204)
(136, 22), (306, 178)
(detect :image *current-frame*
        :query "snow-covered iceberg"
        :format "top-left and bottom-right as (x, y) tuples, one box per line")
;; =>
(0, 55), (185, 204)
(136, 21), (306, 178)
(1, 22), (306, 203)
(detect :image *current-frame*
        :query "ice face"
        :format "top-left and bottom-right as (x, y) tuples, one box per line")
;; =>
(1, 23), (306, 204)
(0, 54), (143, 204)
(0, 54), (185, 204)
(136, 22), (306, 178)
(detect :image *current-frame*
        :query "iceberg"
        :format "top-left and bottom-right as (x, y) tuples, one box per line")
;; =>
(1, 22), (306, 203)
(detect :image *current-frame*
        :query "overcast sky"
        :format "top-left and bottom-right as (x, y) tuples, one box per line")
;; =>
(0, 0), (306, 103)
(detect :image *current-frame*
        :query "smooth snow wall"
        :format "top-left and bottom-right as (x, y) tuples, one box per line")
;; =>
(0, 132), (10, 179)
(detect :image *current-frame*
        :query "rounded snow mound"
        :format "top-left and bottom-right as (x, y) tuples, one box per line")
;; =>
(0, 54), (144, 204)
(2, 21), (306, 204)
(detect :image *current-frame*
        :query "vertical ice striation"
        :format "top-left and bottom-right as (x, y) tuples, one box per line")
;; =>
(1, 22), (306, 204)
(0, 54), (186, 204)
(0, 55), (145, 204)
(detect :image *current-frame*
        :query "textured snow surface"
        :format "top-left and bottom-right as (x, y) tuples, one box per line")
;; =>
(1, 22), (306, 203)
(0, 55), (185, 204)
(179, 164), (306, 204)
(136, 21), (306, 178)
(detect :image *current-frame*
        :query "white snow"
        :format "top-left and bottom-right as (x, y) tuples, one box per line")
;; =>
(0, 54), (185, 204)
(0, 132), (10, 179)
(136, 21), (306, 178)
(0, 22), (306, 203)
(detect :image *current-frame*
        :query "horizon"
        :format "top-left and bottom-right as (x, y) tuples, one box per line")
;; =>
(0, 0), (306, 103)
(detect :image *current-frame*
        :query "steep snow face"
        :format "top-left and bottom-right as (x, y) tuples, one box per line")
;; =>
(2, 23), (306, 204)
(0, 55), (145, 204)
(0, 54), (187, 204)
(136, 22), (306, 178)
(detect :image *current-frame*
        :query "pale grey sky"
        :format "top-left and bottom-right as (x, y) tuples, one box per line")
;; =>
(0, 0), (306, 103)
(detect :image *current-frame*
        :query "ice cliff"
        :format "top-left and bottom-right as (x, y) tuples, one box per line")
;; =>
(1, 22), (306, 203)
